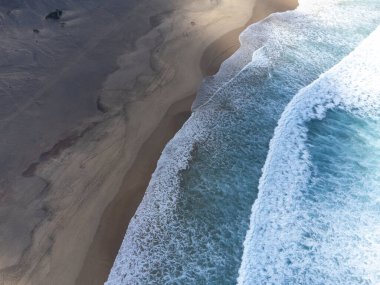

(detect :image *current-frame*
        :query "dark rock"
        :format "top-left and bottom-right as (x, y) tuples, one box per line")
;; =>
(33, 29), (40, 33)
(45, 9), (63, 20)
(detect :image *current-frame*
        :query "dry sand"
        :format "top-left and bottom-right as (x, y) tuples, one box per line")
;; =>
(0, 0), (297, 284)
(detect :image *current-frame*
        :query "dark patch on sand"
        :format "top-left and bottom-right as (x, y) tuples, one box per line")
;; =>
(96, 97), (107, 113)
(22, 122), (99, 177)
(45, 9), (63, 20)
(149, 10), (173, 28)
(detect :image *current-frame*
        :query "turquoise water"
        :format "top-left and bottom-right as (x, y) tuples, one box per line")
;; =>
(107, 1), (380, 284)
(238, 28), (380, 284)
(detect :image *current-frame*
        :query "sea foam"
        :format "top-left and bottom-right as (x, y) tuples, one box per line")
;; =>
(238, 26), (380, 285)
(107, 1), (380, 284)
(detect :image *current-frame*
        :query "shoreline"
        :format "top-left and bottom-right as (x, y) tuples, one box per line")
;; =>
(0, 1), (297, 284)
(7, 2), (258, 284)
(79, 0), (298, 284)
(76, 93), (194, 284)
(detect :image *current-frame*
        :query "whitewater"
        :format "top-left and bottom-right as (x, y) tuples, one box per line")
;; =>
(238, 26), (380, 285)
(107, 0), (380, 284)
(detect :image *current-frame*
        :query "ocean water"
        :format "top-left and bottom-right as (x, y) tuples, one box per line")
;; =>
(107, 1), (380, 284)
(238, 26), (380, 284)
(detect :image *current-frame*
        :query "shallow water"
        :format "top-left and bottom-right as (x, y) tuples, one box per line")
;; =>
(107, 1), (380, 284)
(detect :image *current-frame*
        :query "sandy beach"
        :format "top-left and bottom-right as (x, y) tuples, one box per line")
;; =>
(0, 0), (297, 284)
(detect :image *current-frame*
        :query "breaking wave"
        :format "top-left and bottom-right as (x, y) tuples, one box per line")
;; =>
(238, 26), (380, 285)
(107, 1), (380, 284)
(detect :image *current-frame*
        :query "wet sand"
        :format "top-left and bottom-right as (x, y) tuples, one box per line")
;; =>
(79, 1), (298, 284)
(0, 0), (297, 284)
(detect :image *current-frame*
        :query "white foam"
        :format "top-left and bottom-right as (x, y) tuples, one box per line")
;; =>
(106, 0), (380, 283)
(238, 26), (380, 285)
(194, 0), (380, 111)
(192, 11), (286, 110)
